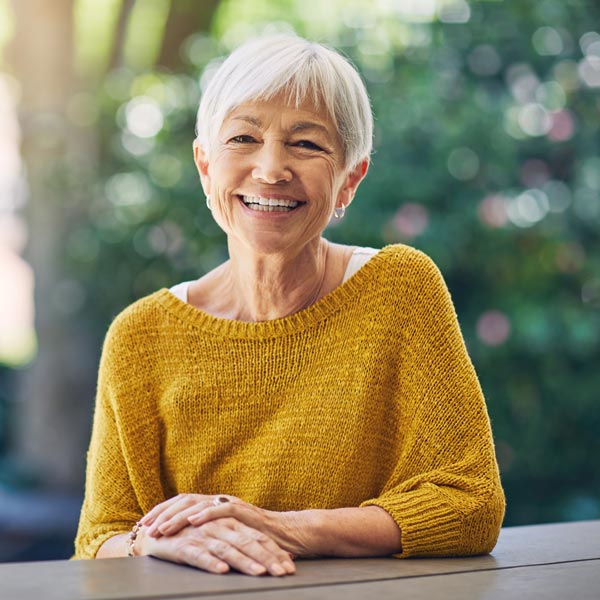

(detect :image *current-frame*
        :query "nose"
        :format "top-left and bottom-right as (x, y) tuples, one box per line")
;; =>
(252, 142), (292, 184)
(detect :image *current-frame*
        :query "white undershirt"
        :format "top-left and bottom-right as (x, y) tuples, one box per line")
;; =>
(169, 246), (379, 304)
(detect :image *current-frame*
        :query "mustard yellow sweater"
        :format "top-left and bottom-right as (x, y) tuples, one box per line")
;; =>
(75, 244), (505, 559)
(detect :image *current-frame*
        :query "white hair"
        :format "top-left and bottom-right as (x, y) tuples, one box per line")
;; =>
(196, 34), (373, 169)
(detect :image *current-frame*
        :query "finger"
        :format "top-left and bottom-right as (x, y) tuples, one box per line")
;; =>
(206, 519), (295, 576)
(188, 507), (223, 526)
(188, 503), (243, 527)
(146, 495), (205, 535)
(141, 495), (189, 526)
(157, 502), (215, 536)
(204, 537), (268, 576)
(238, 526), (296, 574)
(177, 544), (231, 575)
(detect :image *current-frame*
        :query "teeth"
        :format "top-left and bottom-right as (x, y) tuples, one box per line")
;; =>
(242, 195), (300, 208)
(246, 203), (294, 212)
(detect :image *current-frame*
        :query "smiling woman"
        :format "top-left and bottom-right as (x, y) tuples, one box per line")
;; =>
(74, 34), (505, 577)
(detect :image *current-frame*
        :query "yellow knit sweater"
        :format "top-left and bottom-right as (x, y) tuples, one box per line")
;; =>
(75, 244), (505, 559)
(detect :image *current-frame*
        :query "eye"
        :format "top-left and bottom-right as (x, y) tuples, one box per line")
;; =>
(229, 135), (256, 144)
(294, 140), (323, 151)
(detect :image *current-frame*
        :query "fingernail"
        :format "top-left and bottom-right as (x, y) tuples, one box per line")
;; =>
(271, 563), (285, 576)
(251, 563), (266, 575)
(283, 561), (295, 573)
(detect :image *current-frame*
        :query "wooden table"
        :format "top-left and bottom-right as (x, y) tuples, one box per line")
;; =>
(1, 520), (598, 599)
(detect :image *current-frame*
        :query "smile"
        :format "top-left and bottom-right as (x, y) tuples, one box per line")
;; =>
(240, 195), (304, 212)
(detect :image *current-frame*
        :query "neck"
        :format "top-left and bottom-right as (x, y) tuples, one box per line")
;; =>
(221, 238), (329, 322)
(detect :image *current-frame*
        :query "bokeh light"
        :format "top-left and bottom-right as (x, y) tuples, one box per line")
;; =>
(543, 180), (572, 212)
(477, 310), (511, 346)
(393, 203), (429, 239)
(478, 194), (508, 228)
(467, 44), (502, 77)
(518, 103), (552, 137)
(437, 0), (471, 24)
(506, 189), (550, 228)
(506, 63), (539, 104)
(578, 55), (600, 87)
(547, 109), (575, 141)
(532, 26), (564, 56)
(124, 96), (164, 138)
(447, 147), (480, 181)
(535, 81), (566, 111)
(573, 188), (600, 222)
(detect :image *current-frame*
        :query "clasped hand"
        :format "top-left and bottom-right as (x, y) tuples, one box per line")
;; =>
(138, 494), (303, 576)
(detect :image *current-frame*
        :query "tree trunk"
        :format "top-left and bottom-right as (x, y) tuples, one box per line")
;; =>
(109, 0), (137, 70)
(8, 0), (97, 492)
(157, 0), (220, 70)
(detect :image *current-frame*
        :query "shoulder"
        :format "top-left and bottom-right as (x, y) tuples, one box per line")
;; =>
(96, 289), (177, 395)
(101, 289), (170, 357)
(370, 244), (455, 319)
(107, 289), (168, 333)
(376, 244), (445, 287)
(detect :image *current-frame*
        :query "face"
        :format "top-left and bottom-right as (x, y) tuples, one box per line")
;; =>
(194, 94), (368, 256)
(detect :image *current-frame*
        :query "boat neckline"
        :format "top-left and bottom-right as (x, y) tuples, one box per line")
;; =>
(153, 244), (404, 339)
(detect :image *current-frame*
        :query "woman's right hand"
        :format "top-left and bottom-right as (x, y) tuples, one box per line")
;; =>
(138, 517), (296, 577)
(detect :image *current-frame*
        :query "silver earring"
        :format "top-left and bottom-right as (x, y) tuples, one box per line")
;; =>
(333, 205), (346, 219)
(206, 195), (212, 210)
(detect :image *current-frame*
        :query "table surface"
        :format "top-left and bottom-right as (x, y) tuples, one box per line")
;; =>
(1, 520), (598, 600)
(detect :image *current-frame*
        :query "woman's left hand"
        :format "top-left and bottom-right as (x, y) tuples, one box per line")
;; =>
(140, 494), (308, 556)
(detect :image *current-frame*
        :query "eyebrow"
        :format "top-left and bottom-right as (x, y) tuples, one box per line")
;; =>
(290, 121), (330, 135)
(231, 116), (330, 136)
(232, 115), (262, 127)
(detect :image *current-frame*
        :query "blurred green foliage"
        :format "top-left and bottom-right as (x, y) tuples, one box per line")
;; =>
(3, 0), (600, 527)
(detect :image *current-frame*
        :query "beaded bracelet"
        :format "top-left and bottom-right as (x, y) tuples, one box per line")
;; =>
(126, 521), (143, 557)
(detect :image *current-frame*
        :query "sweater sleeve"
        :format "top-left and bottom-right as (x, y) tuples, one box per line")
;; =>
(360, 250), (505, 557)
(73, 317), (163, 559)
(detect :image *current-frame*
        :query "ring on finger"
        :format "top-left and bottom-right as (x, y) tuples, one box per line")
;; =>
(214, 495), (230, 506)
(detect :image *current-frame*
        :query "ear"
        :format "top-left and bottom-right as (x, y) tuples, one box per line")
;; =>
(193, 139), (211, 197)
(336, 158), (369, 209)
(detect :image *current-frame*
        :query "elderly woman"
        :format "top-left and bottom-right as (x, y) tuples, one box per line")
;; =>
(74, 34), (505, 577)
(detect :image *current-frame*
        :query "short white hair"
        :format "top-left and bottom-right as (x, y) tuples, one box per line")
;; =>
(196, 34), (373, 169)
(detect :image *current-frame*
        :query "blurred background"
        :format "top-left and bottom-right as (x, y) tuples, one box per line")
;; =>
(0, 0), (599, 562)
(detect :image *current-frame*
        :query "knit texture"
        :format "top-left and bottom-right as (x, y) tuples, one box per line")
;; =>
(74, 244), (505, 559)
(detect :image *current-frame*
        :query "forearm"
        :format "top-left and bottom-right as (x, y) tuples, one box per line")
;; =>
(293, 505), (402, 557)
